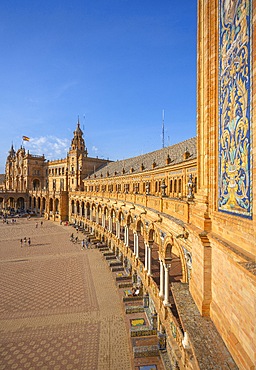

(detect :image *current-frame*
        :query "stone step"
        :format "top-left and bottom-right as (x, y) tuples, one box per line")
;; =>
(118, 282), (132, 288)
(116, 275), (131, 282)
(123, 296), (143, 302)
(99, 247), (109, 252)
(125, 305), (145, 314)
(109, 261), (122, 267)
(111, 266), (124, 272)
(105, 254), (116, 260)
(133, 345), (159, 358)
(130, 327), (157, 337)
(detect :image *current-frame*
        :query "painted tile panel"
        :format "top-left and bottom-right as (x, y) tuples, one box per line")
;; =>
(218, 0), (252, 218)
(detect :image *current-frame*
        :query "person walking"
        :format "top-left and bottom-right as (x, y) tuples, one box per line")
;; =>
(81, 239), (85, 250)
(28, 238), (31, 246)
(20, 238), (23, 247)
(23, 237), (27, 245)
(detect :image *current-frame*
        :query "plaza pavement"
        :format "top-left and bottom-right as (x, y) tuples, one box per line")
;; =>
(0, 217), (134, 370)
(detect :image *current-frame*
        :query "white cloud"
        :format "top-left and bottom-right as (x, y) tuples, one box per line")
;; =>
(25, 136), (70, 160)
(92, 146), (98, 153)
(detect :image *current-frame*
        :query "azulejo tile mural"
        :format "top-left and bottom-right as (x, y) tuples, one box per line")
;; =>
(218, 0), (252, 218)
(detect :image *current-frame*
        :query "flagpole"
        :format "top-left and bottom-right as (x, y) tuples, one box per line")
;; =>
(162, 109), (165, 148)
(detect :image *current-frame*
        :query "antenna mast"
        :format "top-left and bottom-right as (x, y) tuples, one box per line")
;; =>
(162, 109), (165, 148)
(83, 114), (85, 131)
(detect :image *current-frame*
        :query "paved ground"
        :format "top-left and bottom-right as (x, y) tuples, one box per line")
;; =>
(0, 218), (134, 370)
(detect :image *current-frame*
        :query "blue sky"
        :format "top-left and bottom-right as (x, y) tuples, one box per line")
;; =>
(0, 0), (197, 173)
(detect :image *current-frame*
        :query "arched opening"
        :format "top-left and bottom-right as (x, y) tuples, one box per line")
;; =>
(49, 198), (53, 212)
(33, 179), (40, 190)
(97, 205), (102, 225)
(37, 197), (41, 210)
(17, 197), (25, 211)
(0, 197), (4, 211)
(103, 207), (108, 229)
(85, 202), (90, 219)
(148, 229), (160, 286)
(165, 243), (182, 283)
(55, 199), (59, 213)
(76, 201), (80, 215)
(42, 198), (46, 212)
(111, 209), (116, 234)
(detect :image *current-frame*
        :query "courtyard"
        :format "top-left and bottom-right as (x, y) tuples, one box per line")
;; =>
(0, 217), (134, 370)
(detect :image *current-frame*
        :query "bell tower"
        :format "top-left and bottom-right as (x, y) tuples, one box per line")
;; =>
(68, 119), (88, 191)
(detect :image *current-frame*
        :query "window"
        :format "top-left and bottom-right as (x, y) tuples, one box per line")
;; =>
(178, 179), (182, 193)
(194, 177), (197, 193)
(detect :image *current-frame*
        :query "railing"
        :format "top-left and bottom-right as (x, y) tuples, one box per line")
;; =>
(73, 191), (190, 223)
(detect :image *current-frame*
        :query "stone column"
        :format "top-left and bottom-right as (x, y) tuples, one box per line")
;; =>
(144, 243), (148, 271)
(53, 198), (56, 214)
(40, 198), (43, 215)
(102, 214), (105, 228)
(96, 210), (99, 224)
(124, 226), (128, 246)
(126, 226), (129, 247)
(89, 208), (93, 221)
(163, 263), (170, 306)
(109, 217), (112, 232)
(134, 232), (139, 257)
(123, 225), (127, 245)
(147, 244), (152, 276)
(159, 260), (164, 298)
(116, 221), (120, 238)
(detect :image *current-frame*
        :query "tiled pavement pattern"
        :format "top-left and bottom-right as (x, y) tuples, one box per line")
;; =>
(0, 218), (133, 370)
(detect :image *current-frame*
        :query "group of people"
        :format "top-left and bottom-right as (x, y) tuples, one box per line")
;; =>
(81, 238), (90, 250)
(70, 233), (91, 250)
(35, 221), (43, 228)
(2, 218), (17, 224)
(20, 237), (31, 247)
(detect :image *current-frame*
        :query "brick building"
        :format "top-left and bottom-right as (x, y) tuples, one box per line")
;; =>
(0, 1), (255, 369)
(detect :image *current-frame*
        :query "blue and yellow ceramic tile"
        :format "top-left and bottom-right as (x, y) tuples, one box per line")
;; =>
(218, 0), (252, 218)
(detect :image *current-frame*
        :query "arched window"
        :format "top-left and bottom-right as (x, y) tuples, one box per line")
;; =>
(178, 178), (182, 193)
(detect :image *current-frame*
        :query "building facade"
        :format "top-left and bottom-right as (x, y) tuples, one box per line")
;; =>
(0, 1), (255, 369)
(1, 123), (110, 220)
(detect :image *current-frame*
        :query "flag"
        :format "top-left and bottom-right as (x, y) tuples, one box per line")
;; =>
(22, 136), (30, 141)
